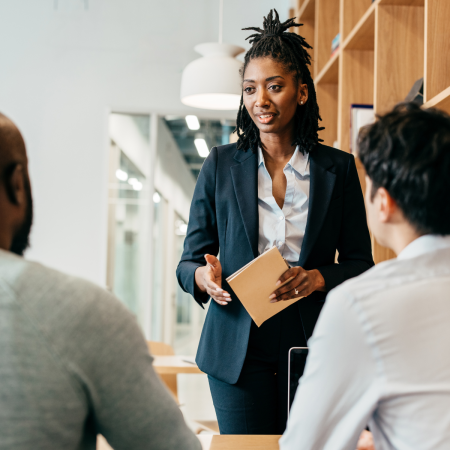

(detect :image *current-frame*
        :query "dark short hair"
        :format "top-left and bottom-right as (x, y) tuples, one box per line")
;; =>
(358, 102), (450, 235)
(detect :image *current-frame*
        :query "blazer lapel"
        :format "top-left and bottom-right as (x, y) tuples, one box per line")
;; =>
(230, 149), (259, 258)
(298, 148), (336, 267)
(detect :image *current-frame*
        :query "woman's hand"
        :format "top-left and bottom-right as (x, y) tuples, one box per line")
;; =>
(269, 266), (326, 303)
(194, 254), (231, 306)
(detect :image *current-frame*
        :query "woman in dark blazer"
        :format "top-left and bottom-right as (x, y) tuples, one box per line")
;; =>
(177, 11), (374, 435)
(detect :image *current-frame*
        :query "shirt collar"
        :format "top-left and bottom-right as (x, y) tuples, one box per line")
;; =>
(258, 146), (310, 176)
(397, 234), (450, 260)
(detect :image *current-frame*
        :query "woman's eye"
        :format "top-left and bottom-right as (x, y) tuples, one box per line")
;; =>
(244, 87), (254, 94)
(269, 85), (281, 91)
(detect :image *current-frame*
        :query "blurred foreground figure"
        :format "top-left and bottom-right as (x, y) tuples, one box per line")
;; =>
(281, 103), (450, 450)
(0, 113), (200, 450)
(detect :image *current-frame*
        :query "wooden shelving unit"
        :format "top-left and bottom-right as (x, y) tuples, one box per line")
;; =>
(292, 0), (450, 264)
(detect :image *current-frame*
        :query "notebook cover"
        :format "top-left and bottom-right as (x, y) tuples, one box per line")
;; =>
(226, 246), (303, 327)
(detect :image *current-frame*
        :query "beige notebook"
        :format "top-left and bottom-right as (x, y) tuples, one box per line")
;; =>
(226, 246), (303, 327)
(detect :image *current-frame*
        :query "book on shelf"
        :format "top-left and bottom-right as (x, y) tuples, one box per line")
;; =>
(226, 246), (303, 327)
(331, 33), (340, 58)
(350, 104), (374, 155)
(404, 78), (424, 105)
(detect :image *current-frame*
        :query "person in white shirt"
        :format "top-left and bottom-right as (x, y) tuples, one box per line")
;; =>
(280, 102), (450, 450)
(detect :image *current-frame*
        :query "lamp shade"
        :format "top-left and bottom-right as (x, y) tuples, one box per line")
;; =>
(180, 42), (245, 110)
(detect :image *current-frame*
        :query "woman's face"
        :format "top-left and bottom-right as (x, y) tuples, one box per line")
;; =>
(242, 57), (308, 138)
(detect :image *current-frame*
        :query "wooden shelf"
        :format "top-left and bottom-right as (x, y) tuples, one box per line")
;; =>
(424, 86), (450, 114)
(315, 52), (339, 85)
(379, 0), (423, 5)
(424, 0), (450, 101)
(298, 0), (315, 20)
(342, 3), (375, 51)
(293, 0), (448, 265)
(315, 0), (340, 77)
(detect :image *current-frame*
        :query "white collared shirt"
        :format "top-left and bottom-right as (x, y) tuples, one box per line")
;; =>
(257, 146), (310, 264)
(280, 234), (450, 450)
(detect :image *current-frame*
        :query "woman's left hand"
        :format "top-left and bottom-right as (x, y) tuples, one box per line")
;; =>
(269, 267), (326, 303)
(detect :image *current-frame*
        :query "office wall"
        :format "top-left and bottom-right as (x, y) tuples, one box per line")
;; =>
(0, 0), (288, 285)
(155, 119), (195, 222)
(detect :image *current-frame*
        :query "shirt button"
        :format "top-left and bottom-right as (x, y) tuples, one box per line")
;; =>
(279, 216), (283, 221)
(278, 241), (283, 247)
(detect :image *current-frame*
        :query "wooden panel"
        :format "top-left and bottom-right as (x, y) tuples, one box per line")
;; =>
(380, 0), (424, 5)
(341, 0), (373, 40)
(355, 157), (367, 196)
(316, 52), (339, 84)
(315, 0), (340, 77)
(338, 50), (374, 153)
(343, 4), (375, 51)
(298, 0), (315, 20)
(298, 18), (315, 78)
(424, 0), (450, 101)
(374, 5), (424, 114)
(316, 83), (338, 146)
(424, 85), (450, 114)
(198, 435), (281, 450)
(147, 341), (178, 401)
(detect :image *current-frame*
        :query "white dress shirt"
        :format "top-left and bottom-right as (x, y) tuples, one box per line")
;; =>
(258, 146), (310, 264)
(280, 234), (450, 450)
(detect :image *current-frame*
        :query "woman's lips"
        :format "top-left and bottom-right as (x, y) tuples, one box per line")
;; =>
(257, 114), (276, 124)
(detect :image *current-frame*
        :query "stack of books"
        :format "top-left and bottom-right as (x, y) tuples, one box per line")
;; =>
(350, 104), (374, 155)
(331, 33), (340, 58)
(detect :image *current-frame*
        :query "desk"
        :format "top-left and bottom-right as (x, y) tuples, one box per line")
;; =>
(153, 355), (204, 375)
(198, 435), (281, 450)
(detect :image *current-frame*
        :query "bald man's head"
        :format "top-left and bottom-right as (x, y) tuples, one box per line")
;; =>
(0, 114), (28, 179)
(0, 113), (33, 255)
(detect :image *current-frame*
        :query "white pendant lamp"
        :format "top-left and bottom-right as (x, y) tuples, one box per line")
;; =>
(180, 0), (245, 110)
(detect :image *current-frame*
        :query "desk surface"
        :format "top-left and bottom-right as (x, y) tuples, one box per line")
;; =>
(198, 435), (281, 450)
(152, 355), (204, 375)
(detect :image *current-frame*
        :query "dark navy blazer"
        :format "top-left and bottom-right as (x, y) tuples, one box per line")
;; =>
(176, 143), (374, 384)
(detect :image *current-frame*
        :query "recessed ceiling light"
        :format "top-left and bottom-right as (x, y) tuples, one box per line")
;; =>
(194, 138), (210, 157)
(115, 169), (128, 181)
(185, 115), (200, 130)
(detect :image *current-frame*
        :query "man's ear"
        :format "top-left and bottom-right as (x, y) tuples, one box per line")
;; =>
(3, 163), (26, 206)
(378, 187), (397, 223)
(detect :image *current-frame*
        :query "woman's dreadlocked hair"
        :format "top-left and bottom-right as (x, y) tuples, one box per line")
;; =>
(235, 9), (323, 153)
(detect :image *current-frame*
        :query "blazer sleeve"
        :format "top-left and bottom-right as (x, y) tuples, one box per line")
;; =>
(176, 147), (219, 307)
(316, 156), (374, 291)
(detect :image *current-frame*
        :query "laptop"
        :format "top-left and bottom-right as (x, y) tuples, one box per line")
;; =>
(288, 347), (309, 419)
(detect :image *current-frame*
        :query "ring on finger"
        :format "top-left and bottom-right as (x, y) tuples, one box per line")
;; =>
(294, 288), (299, 295)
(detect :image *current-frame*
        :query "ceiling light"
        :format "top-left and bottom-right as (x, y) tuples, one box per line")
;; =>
(180, 0), (244, 110)
(153, 192), (161, 203)
(128, 177), (138, 185)
(194, 138), (210, 158)
(132, 181), (143, 191)
(185, 115), (200, 130)
(175, 220), (188, 236)
(116, 169), (128, 181)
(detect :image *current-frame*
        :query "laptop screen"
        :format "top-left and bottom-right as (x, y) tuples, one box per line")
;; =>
(288, 347), (309, 417)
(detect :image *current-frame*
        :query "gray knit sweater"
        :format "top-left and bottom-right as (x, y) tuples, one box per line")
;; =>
(0, 250), (201, 450)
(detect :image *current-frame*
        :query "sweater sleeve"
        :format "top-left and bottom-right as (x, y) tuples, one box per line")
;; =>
(62, 285), (201, 450)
